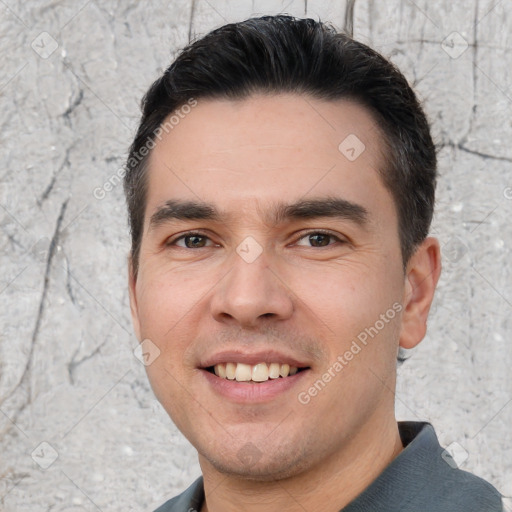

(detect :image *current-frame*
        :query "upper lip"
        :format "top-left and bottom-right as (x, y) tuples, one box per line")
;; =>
(199, 349), (310, 368)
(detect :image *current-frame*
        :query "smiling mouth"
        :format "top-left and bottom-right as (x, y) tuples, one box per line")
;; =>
(205, 362), (310, 383)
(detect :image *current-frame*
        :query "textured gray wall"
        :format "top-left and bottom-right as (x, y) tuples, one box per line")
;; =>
(1, 0), (511, 510)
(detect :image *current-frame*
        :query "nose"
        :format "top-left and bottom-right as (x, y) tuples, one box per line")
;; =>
(209, 247), (294, 328)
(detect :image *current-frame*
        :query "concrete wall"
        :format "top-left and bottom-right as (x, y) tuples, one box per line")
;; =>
(1, 0), (511, 509)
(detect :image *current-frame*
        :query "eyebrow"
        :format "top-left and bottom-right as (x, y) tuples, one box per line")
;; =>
(148, 196), (369, 231)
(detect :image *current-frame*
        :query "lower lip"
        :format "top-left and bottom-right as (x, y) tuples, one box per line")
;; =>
(200, 369), (310, 403)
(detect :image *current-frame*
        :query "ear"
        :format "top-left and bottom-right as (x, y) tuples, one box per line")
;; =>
(399, 236), (442, 349)
(128, 254), (142, 342)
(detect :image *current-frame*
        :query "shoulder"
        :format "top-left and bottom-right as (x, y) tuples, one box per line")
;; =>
(397, 422), (503, 511)
(432, 464), (503, 511)
(153, 477), (204, 512)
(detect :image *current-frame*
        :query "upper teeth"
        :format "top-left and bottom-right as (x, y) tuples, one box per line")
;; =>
(213, 362), (299, 382)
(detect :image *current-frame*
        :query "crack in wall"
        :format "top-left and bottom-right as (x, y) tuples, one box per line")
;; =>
(458, 0), (480, 149)
(188, 0), (196, 43)
(63, 253), (78, 307)
(344, 0), (356, 37)
(4, 199), (69, 417)
(38, 148), (72, 206)
(62, 88), (84, 127)
(441, 141), (512, 163)
(67, 337), (108, 386)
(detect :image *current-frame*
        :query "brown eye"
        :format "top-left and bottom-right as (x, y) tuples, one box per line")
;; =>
(295, 231), (345, 248)
(167, 232), (213, 249)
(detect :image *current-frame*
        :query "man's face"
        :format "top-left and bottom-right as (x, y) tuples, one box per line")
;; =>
(129, 93), (412, 479)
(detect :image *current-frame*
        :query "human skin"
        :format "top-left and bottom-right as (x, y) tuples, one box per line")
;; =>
(128, 93), (441, 512)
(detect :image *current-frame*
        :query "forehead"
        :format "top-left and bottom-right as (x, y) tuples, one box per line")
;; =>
(144, 93), (394, 227)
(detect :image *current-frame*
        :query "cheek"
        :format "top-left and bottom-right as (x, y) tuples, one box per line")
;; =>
(296, 259), (398, 330)
(136, 269), (199, 339)
(296, 262), (403, 387)
(138, 277), (195, 415)
(134, 268), (211, 391)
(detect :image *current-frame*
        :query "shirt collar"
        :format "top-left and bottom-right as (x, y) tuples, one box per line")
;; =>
(341, 421), (441, 511)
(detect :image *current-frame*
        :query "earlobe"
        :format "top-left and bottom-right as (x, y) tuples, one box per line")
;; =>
(128, 254), (142, 342)
(399, 237), (442, 350)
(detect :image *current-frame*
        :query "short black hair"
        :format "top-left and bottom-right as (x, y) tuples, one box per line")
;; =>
(124, 14), (437, 279)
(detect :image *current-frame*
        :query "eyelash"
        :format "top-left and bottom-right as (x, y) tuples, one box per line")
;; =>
(166, 230), (347, 249)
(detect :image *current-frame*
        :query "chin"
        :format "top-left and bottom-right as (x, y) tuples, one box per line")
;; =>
(200, 443), (312, 481)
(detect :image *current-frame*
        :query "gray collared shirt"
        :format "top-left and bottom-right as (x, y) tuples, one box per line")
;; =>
(154, 421), (504, 512)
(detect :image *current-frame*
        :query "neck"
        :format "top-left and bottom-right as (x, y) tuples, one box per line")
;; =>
(199, 414), (403, 512)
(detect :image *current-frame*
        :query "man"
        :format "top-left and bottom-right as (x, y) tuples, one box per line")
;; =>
(124, 15), (504, 512)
